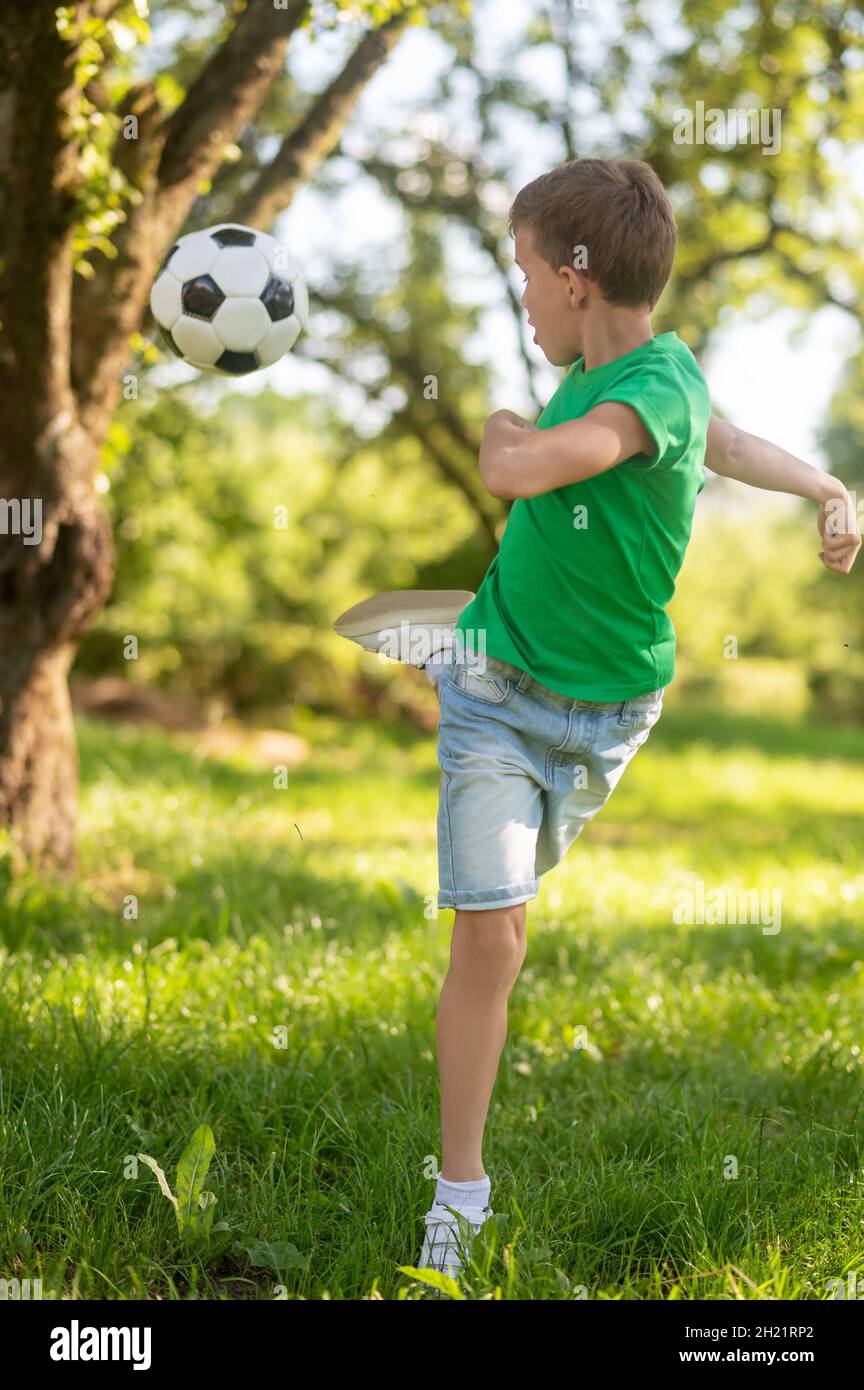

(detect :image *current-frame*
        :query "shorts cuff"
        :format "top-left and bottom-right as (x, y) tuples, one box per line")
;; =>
(438, 880), (539, 911)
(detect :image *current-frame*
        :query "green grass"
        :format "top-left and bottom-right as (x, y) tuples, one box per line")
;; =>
(1, 699), (863, 1300)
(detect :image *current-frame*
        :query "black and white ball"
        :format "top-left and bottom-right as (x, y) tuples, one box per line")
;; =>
(149, 223), (308, 375)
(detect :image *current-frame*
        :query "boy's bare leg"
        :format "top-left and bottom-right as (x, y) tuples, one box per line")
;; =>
(436, 904), (528, 1181)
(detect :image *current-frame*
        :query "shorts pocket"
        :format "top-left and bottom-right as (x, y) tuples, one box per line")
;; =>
(454, 664), (513, 705)
(624, 690), (664, 748)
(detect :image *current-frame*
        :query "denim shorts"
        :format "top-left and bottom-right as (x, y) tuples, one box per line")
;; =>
(436, 651), (664, 911)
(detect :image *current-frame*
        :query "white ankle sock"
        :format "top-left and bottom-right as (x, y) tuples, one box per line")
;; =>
(435, 1174), (491, 1212)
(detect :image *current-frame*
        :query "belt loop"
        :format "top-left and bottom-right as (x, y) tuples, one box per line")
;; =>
(516, 667), (532, 692)
(618, 696), (635, 726)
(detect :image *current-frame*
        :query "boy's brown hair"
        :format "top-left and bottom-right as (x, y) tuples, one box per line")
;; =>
(509, 157), (677, 310)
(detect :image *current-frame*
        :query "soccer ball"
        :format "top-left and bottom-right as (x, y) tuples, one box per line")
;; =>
(149, 223), (309, 375)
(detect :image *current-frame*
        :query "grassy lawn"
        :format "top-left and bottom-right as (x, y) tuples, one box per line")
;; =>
(1, 699), (863, 1300)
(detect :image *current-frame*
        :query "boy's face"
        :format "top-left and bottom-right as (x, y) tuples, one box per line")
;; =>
(514, 224), (584, 367)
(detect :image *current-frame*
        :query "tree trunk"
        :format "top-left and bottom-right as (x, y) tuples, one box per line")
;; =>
(0, 424), (115, 877)
(0, 643), (79, 874)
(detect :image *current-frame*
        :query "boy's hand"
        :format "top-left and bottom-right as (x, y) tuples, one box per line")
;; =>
(817, 493), (862, 573)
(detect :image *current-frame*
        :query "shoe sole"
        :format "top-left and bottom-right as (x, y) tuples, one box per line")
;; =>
(332, 589), (475, 641)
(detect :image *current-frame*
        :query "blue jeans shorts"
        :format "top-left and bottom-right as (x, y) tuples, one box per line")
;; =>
(436, 650), (664, 911)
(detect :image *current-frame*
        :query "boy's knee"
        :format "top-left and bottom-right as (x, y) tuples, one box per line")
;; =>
(453, 904), (527, 978)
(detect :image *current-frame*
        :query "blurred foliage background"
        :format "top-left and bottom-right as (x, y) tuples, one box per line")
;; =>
(72, 0), (864, 727)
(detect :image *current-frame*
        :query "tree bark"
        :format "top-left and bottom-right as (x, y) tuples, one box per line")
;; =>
(0, 643), (80, 874)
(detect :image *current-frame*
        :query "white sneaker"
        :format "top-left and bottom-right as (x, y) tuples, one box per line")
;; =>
(332, 589), (475, 669)
(417, 1201), (492, 1281)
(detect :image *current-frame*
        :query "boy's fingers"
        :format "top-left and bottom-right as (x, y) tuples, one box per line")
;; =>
(824, 552), (855, 573)
(823, 533), (860, 559)
(835, 541), (861, 564)
(827, 539), (855, 567)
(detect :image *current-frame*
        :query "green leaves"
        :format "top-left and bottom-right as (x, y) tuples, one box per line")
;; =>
(175, 1123), (217, 1242)
(54, 0), (154, 271)
(234, 1240), (310, 1275)
(396, 1265), (465, 1299)
(138, 1122), (217, 1244)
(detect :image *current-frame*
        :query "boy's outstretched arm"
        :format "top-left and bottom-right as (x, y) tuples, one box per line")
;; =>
(705, 415), (862, 574)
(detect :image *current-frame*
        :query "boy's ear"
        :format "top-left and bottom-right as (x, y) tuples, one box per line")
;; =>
(562, 267), (593, 305)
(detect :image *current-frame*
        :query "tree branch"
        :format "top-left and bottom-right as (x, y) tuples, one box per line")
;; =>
(111, 78), (163, 183)
(156, 0), (308, 202)
(92, 0), (133, 17)
(230, 11), (411, 229)
(673, 230), (778, 292)
(774, 249), (863, 329)
(311, 280), (477, 436)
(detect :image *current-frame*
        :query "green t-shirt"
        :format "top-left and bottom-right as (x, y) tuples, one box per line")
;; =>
(455, 331), (710, 699)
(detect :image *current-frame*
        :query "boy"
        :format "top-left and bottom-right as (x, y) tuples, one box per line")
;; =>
(334, 157), (860, 1280)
